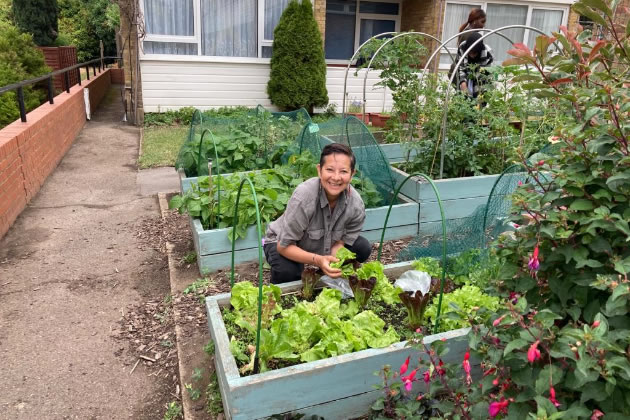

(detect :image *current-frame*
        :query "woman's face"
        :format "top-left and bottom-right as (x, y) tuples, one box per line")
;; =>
(316, 153), (354, 200)
(472, 16), (486, 29)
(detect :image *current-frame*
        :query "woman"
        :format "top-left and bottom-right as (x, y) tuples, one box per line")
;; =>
(453, 9), (493, 99)
(263, 143), (371, 284)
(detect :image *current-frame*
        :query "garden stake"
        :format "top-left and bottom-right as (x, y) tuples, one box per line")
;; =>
(230, 177), (264, 374)
(199, 129), (222, 228)
(376, 173), (447, 334)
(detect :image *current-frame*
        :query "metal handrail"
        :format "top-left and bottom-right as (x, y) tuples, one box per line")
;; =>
(0, 55), (122, 123)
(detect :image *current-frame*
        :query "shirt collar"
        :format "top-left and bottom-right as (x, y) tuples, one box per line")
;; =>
(318, 180), (348, 209)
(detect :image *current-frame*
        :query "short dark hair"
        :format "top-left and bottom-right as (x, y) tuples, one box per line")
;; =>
(319, 143), (356, 171)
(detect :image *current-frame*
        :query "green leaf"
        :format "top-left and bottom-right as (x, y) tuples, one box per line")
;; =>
(504, 338), (529, 355)
(534, 309), (563, 328)
(606, 172), (630, 192)
(535, 364), (565, 394)
(581, 0), (613, 17)
(571, 3), (607, 26)
(570, 199), (594, 211)
(580, 381), (609, 402)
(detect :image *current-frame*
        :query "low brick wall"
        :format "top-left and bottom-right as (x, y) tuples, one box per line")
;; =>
(110, 68), (125, 84)
(0, 69), (112, 239)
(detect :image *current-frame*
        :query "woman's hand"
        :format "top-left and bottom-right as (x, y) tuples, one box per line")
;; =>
(314, 255), (342, 278)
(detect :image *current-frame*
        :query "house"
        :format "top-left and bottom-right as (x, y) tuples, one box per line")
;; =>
(118, 0), (580, 124)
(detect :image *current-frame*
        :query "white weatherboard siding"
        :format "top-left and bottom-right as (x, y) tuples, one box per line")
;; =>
(140, 59), (394, 113)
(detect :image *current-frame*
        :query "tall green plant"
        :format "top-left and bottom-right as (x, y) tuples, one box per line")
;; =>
(476, 4), (629, 418)
(12, 0), (58, 46)
(0, 20), (49, 127)
(267, 0), (328, 112)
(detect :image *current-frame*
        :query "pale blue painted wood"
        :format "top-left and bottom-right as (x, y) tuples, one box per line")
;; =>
(419, 196), (488, 223)
(206, 268), (471, 420)
(197, 224), (416, 273)
(193, 202), (418, 255)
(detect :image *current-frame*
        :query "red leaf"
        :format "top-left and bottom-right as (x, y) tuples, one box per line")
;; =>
(588, 40), (607, 62)
(550, 78), (573, 86)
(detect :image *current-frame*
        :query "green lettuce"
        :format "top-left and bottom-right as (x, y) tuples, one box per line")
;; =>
(357, 261), (402, 305)
(230, 281), (282, 333)
(330, 247), (357, 270)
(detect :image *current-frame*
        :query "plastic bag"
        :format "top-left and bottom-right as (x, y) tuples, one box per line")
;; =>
(320, 275), (354, 298)
(394, 270), (431, 297)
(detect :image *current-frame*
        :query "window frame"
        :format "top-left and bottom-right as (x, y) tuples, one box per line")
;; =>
(140, 0), (201, 48)
(440, 0), (569, 68)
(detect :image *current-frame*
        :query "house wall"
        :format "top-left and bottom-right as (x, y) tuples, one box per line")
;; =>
(0, 69), (112, 240)
(314, 0), (326, 42)
(140, 59), (394, 113)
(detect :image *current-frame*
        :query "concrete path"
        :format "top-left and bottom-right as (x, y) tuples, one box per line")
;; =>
(0, 88), (173, 419)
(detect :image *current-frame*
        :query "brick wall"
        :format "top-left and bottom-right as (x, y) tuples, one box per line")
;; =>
(401, 0), (444, 69)
(110, 68), (125, 84)
(314, 0), (326, 42)
(0, 69), (112, 239)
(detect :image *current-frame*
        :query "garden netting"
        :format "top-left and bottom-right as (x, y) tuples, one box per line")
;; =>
(174, 105), (312, 177)
(397, 144), (559, 263)
(289, 115), (399, 207)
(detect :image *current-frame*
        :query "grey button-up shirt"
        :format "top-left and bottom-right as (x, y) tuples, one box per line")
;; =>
(264, 177), (366, 256)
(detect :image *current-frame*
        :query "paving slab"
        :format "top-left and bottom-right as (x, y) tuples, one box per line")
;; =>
(0, 88), (173, 420)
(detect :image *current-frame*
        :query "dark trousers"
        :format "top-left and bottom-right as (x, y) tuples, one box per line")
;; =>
(263, 236), (372, 284)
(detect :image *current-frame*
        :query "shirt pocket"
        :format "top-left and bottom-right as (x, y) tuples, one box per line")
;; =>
(301, 228), (324, 252)
(332, 229), (344, 242)
(307, 229), (324, 240)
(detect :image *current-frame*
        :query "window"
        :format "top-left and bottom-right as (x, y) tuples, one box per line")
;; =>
(441, 1), (569, 65)
(141, 0), (292, 58)
(325, 0), (401, 60)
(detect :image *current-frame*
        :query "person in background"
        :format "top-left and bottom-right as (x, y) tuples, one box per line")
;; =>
(263, 143), (371, 284)
(458, 8), (487, 45)
(456, 31), (494, 99)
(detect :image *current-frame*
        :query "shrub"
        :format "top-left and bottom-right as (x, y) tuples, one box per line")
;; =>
(267, 0), (328, 112)
(371, 0), (630, 418)
(12, 0), (58, 46)
(0, 20), (49, 127)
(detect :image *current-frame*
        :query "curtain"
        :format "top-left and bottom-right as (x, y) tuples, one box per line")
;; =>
(143, 41), (197, 55)
(144, 0), (194, 36)
(527, 9), (563, 48)
(264, 0), (291, 40)
(485, 4), (527, 63)
(201, 0), (257, 57)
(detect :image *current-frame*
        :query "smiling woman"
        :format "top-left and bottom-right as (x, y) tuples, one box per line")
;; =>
(263, 143), (372, 284)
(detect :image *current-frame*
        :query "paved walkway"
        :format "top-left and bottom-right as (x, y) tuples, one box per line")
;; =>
(0, 88), (173, 419)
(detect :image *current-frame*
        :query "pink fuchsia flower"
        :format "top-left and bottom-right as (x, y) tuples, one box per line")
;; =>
(493, 315), (505, 327)
(489, 399), (510, 418)
(423, 370), (430, 383)
(462, 351), (472, 386)
(517, 181), (523, 186)
(549, 386), (560, 407)
(528, 245), (540, 277)
(592, 320), (600, 328)
(509, 292), (519, 305)
(527, 340), (541, 363)
(400, 356), (410, 376)
(437, 360), (446, 376)
(591, 409), (604, 420)
(401, 369), (417, 392)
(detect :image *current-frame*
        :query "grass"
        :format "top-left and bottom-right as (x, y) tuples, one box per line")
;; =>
(139, 125), (188, 168)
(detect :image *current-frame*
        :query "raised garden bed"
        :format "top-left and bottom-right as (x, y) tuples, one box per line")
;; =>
(190, 198), (418, 273)
(206, 261), (471, 419)
(390, 167), (500, 232)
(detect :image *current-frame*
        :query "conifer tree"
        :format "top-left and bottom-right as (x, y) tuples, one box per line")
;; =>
(267, 0), (328, 112)
(12, 0), (58, 46)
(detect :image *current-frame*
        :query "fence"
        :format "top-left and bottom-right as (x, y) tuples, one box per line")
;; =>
(0, 56), (122, 123)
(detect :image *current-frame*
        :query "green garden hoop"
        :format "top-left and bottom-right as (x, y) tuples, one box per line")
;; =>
(229, 177), (265, 374)
(376, 173), (447, 335)
(199, 129), (222, 229)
